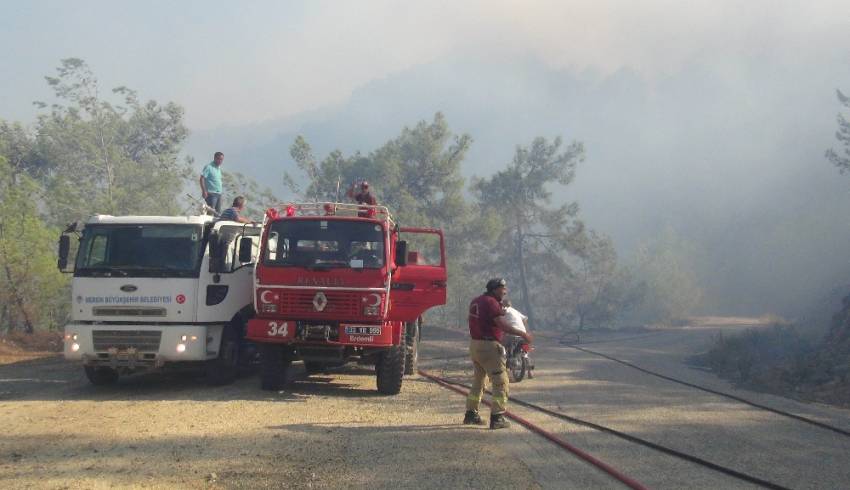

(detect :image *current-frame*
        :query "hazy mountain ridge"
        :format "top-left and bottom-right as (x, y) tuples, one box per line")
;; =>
(186, 54), (850, 317)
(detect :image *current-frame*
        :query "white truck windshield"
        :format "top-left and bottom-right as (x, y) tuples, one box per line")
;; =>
(75, 224), (204, 277)
(264, 220), (385, 269)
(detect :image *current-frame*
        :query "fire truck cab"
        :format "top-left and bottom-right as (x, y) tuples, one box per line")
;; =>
(243, 202), (447, 394)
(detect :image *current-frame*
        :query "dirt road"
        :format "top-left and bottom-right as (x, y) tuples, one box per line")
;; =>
(421, 325), (850, 489)
(0, 357), (543, 489)
(2, 325), (849, 489)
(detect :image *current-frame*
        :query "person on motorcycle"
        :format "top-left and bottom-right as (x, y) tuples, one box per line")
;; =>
(501, 299), (534, 379)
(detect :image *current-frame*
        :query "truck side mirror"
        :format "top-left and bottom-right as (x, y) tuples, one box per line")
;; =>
(58, 235), (70, 271)
(238, 236), (253, 264)
(396, 240), (408, 266)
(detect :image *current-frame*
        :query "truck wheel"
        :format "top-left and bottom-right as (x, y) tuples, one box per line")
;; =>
(376, 345), (406, 395)
(404, 321), (420, 375)
(304, 361), (325, 375)
(206, 327), (239, 385)
(84, 366), (119, 385)
(260, 344), (291, 391)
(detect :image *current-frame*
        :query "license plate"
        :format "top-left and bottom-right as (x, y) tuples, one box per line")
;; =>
(345, 326), (382, 335)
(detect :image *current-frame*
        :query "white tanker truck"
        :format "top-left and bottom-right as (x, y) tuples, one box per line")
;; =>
(58, 214), (260, 385)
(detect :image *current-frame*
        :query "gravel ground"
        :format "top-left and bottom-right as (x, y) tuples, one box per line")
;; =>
(3, 325), (849, 489)
(420, 325), (850, 490)
(0, 347), (557, 489)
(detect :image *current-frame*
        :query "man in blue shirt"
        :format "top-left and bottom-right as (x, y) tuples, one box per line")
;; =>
(200, 152), (224, 214)
(219, 196), (252, 223)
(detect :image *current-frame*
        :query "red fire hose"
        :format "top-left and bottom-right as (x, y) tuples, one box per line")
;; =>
(419, 369), (648, 490)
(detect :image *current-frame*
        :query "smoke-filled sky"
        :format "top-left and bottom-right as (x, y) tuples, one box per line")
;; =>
(2, 0), (850, 318)
(1, 1), (847, 130)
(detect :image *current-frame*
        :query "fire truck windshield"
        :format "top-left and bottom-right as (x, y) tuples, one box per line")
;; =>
(74, 224), (204, 277)
(264, 220), (385, 269)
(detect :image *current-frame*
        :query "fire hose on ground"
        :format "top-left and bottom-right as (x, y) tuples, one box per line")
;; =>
(418, 369), (649, 490)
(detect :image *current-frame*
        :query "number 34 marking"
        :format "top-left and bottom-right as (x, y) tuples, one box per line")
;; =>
(267, 321), (288, 337)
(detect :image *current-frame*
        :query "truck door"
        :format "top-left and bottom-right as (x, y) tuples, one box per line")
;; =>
(196, 222), (261, 323)
(387, 227), (447, 322)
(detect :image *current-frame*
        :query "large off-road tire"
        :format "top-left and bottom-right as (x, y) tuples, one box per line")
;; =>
(376, 345), (406, 395)
(206, 327), (239, 385)
(403, 321), (420, 375)
(84, 366), (119, 386)
(260, 343), (291, 391)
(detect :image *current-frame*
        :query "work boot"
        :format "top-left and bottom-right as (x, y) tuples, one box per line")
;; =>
(489, 413), (511, 430)
(463, 410), (485, 425)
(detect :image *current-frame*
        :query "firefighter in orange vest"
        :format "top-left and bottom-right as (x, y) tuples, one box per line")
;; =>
(464, 278), (533, 429)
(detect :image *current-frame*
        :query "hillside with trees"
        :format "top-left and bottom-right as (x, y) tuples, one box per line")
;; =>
(1, 59), (681, 337)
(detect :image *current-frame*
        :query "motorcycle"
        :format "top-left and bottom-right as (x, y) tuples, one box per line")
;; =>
(505, 336), (534, 382)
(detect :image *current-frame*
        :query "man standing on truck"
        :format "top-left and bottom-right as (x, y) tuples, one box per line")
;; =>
(346, 181), (378, 217)
(464, 278), (533, 429)
(200, 152), (224, 214)
(347, 181), (377, 205)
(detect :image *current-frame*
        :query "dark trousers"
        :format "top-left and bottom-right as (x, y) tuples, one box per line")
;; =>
(205, 193), (221, 214)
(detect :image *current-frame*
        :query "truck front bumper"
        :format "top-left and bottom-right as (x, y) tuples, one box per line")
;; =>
(63, 323), (225, 368)
(246, 318), (397, 347)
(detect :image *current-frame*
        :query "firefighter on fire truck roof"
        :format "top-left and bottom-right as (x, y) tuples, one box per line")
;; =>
(347, 181), (377, 206)
(347, 181), (378, 218)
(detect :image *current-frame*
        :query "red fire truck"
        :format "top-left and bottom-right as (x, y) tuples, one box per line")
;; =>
(240, 202), (447, 394)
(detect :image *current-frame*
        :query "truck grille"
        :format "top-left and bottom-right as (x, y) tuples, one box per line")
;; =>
(92, 330), (162, 352)
(281, 290), (362, 318)
(93, 306), (167, 317)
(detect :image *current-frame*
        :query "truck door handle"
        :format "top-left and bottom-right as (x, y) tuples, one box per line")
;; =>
(432, 280), (447, 288)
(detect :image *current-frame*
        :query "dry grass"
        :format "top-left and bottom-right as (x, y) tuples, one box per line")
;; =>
(686, 316), (776, 327)
(696, 323), (850, 408)
(0, 330), (62, 365)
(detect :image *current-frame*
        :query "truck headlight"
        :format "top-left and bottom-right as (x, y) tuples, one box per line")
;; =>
(176, 343), (186, 353)
(71, 343), (80, 352)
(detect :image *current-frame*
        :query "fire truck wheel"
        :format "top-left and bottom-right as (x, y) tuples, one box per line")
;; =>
(404, 321), (420, 375)
(376, 345), (406, 395)
(304, 361), (326, 375)
(84, 366), (119, 386)
(260, 344), (291, 391)
(206, 327), (239, 385)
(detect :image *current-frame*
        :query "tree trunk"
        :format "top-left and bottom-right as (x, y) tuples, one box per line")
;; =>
(515, 225), (536, 327)
(0, 225), (35, 334)
(1, 262), (34, 334)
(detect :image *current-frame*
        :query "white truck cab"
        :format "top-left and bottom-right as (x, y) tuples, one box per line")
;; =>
(58, 214), (261, 385)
